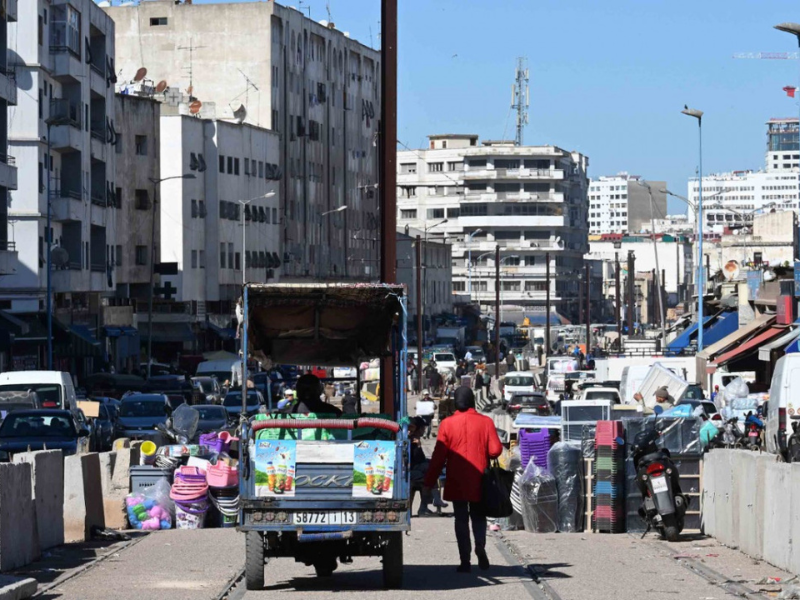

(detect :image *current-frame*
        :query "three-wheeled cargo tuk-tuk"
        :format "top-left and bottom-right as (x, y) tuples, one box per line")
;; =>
(238, 283), (409, 590)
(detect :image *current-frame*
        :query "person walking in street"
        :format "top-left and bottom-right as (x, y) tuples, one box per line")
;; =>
(473, 369), (485, 406)
(416, 390), (436, 439)
(408, 417), (448, 516)
(424, 360), (437, 392)
(424, 386), (503, 573)
(505, 350), (516, 371)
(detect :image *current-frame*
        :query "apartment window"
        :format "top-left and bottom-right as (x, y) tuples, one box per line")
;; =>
(400, 163), (417, 174)
(258, 161), (264, 178)
(501, 281), (520, 292)
(525, 281), (547, 292)
(198, 200), (206, 218)
(227, 156), (233, 174)
(234, 158), (240, 176)
(115, 134), (123, 154)
(199, 250), (205, 268)
(427, 208), (445, 219)
(428, 162), (443, 173)
(244, 158), (250, 175)
(150, 17), (168, 26)
(135, 245), (148, 266)
(191, 250), (197, 269)
(219, 155), (225, 173)
(191, 199), (198, 218)
(525, 256), (537, 266)
(473, 281), (488, 292)
(468, 158), (487, 168)
(228, 243), (234, 269)
(400, 209), (417, 219)
(220, 243), (226, 268)
(115, 245), (123, 267)
(134, 189), (150, 210)
(135, 135), (147, 156)
(447, 207), (460, 218)
(447, 161), (462, 172)
(453, 281), (466, 292)
(39, 162), (44, 192)
(235, 252), (241, 271)
(272, 208), (278, 224)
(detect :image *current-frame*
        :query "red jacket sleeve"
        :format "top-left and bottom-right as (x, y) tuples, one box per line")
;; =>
(486, 419), (503, 459)
(423, 422), (449, 488)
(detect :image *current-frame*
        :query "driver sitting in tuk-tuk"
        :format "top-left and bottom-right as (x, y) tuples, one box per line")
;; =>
(285, 374), (342, 416)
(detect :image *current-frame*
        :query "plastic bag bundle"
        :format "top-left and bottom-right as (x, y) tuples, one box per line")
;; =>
(717, 376), (749, 409)
(519, 460), (558, 533)
(547, 442), (584, 533)
(126, 478), (174, 530)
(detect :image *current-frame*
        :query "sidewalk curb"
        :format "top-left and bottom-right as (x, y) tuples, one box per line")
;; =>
(494, 533), (561, 600)
(0, 576), (37, 600)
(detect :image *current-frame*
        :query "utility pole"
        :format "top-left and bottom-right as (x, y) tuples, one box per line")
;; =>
(494, 245), (500, 380)
(379, 0), (397, 416)
(585, 263), (591, 353)
(511, 57), (530, 146)
(545, 251), (551, 355)
(146, 186), (158, 379)
(627, 250), (635, 339)
(416, 235), (423, 395)
(615, 252), (621, 353)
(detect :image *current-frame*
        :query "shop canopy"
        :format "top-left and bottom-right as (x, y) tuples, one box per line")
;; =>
(103, 326), (138, 338)
(758, 325), (800, 361)
(715, 325), (789, 366)
(666, 311), (739, 355)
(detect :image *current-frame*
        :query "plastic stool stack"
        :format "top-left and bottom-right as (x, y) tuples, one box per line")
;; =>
(519, 428), (551, 470)
(592, 421), (625, 533)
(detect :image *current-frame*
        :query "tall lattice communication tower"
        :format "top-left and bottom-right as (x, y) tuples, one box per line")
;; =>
(511, 57), (530, 146)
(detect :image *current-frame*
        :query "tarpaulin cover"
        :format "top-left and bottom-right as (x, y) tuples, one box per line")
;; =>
(714, 326), (787, 366)
(547, 442), (584, 532)
(245, 284), (405, 366)
(666, 312), (738, 354)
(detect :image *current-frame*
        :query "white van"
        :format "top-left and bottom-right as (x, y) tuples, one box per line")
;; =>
(0, 371), (77, 409)
(196, 359), (242, 383)
(502, 371), (537, 402)
(766, 355), (800, 455)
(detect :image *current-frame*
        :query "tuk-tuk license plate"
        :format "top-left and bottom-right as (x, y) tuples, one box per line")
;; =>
(292, 512), (357, 525)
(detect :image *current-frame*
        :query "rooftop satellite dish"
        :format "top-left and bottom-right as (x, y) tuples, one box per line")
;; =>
(51, 246), (69, 268)
(155, 80), (168, 94)
(232, 104), (247, 123)
(134, 67), (147, 82)
(723, 260), (740, 281)
(189, 100), (203, 115)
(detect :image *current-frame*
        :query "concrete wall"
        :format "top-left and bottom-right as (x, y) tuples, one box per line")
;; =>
(0, 462), (38, 571)
(703, 449), (800, 574)
(12, 450), (64, 551)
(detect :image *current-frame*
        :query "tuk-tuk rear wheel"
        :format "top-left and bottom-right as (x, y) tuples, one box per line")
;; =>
(245, 531), (266, 590)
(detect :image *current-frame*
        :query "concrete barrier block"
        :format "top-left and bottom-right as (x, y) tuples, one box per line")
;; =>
(763, 460), (792, 568)
(710, 450), (735, 547)
(700, 450), (717, 537)
(735, 451), (765, 559)
(129, 441), (143, 467)
(63, 454), (105, 543)
(0, 462), (39, 571)
(110, 448), (135, 493)
(12, 451), (64, 551)
(99, 452), (127, 530)
(0, 574), (38, 600)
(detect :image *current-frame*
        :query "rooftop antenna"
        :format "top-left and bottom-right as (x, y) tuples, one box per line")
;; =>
(298, 0), (312, 19)
(511, 56), (529, 146)
(177, 38), (207, 99)
(326, 2), (332, 22)
(231, 68), (260, 124)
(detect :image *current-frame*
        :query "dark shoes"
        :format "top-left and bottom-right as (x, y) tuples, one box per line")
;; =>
(456, 563), (472, 573)
(476, 549), (490, 571)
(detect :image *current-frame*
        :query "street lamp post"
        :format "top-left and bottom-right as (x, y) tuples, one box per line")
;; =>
(682, 106), (705, 351)
(239, 191), (277, 286)
(636, 180), (667, 343)
(466, 228), (482, 297)
(145, 174), (195, 380)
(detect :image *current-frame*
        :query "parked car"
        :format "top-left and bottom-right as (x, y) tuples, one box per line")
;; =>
(507, 391), (551, 419)
(114, 394), (171, 442)
(580, 387), (622, 404)
(191, 376), (222, 404)
(0, 409), (90, 462)
(222, 390), (264, 422)
(93, 403), (118, 451)
(71, 408), (95, 448)
(0, 371), (77, 410)
(195, 404), (230, 434)
(432, 352), (457, 373)
(683, 384), (706, 400)
(676, 398), (721, 422)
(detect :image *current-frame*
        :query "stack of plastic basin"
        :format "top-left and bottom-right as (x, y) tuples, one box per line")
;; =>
(592, 421), (625, 533)
(519, 428), (551, 471)
(170, 466), (209, 529)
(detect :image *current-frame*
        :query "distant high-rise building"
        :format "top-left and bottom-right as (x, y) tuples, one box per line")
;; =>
(588, 173), (667, 235)
(104, 0), (381, 280)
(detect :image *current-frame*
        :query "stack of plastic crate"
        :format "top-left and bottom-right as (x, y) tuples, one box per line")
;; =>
(519, 428), (551, 471)
(592, 420), (626, 533)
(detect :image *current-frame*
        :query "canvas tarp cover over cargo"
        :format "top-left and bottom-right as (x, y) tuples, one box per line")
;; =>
(245, 284), (405, 366)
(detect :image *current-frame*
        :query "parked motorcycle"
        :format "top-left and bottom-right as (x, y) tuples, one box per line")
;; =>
(631, 425), (689, 542)
(787, 422), (800, 463)
(743, 411), (764, 450)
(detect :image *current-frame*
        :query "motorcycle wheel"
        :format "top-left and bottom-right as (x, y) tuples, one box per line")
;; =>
(662, 515), (680, 542)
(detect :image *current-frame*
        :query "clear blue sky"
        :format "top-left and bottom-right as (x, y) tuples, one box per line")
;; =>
(145, 0), (800, 214)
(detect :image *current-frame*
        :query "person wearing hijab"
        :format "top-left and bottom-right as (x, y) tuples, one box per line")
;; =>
(424, 386), (502, 572)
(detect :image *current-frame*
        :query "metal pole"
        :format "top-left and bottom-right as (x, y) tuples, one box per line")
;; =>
(241, 201), (247, 286)
(615, 252), (621, 352)
(241, 286), (248, 416)
(646, 184), (667, 341)
(46, 124), (52, 370)
(545, 251), (551, 355)
(379, 0), (397, 415)
(416, 235), (423, 394)
(468, 236), (472, 297)
(627, 250), (635, 340)
(146, 182), (158, 380)
(697, 119), (705, 352)
(585, 262), (591, 354)
(494, 244), (500, 380)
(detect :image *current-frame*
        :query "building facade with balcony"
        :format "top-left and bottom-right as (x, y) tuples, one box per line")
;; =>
(397, 134), (590, 321)
(0, 0), (17, 281)
(588, 173), (666, 235)
(3, 0), (116, 374)
(105, 0), (380, 281)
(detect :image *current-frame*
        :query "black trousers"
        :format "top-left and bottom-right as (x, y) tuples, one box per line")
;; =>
(452, 501), (486, 565)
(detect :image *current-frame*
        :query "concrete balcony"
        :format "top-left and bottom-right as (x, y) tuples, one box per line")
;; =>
(90, 133), (109, 162)
(50, 51), (84, 84)
(6, 0), (17, 22)
(459, 215), (566, 229)
(463, 168), (565, 181)
(89, 64), (107, 96)
(462, 191), (565, 203)
(50, 123), (82, 152)
(464, 239), (568, 253)
(0, 68), (17, 105)
(0, 155), (18, 191)
(52, 264), (86, 293)
(0, 241), (17, 276)
(50, 191), (84, 222)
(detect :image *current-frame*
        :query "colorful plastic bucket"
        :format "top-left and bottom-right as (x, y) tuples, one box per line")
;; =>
(140, 441), (158, 465)
(174, 498), (209, 529)
(209, 486), (239, 528)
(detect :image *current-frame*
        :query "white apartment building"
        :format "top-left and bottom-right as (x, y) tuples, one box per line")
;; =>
(0, 0), (17, 281)
(397, 134), (590, 321)
(588, 173), (666, 235)
(105, 0), (380, 280)
(149, 113), (280, 346)
(6, 1), (116, 313)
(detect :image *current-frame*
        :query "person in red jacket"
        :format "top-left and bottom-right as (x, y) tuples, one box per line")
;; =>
(424, 386), (503, 572)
